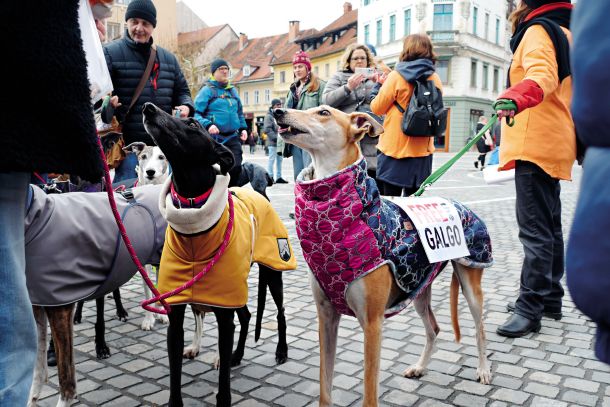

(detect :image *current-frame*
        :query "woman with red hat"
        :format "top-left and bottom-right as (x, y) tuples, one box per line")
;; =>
(495, 0), (575, 338)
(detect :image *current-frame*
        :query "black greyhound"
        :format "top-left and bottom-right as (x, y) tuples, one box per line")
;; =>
(142, 102), (290, 407)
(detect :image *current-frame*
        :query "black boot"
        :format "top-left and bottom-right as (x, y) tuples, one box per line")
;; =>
(497, 313), (541, 338)
(506, 302), (562, 320)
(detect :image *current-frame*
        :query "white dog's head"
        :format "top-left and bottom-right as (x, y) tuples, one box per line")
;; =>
(123, 142), (169, 185)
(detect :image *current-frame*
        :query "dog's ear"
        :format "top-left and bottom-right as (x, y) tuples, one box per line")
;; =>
(349, 112), (384, 141)
(212, 141), (235, 175)
(123, 141), (147, 156)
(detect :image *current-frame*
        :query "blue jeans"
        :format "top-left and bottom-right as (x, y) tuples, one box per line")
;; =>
(113, 153), (138, 182)
(292, 146), (311, 181)
(0, 172), (36, 406)
(267, 146), (283, 180)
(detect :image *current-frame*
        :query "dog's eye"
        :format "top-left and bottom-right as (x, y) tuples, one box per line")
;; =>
(318, 109), (330, 116)
(189, 122), (198, 128)
(141, 154), (147, 160)
(158, 155), (165, 160)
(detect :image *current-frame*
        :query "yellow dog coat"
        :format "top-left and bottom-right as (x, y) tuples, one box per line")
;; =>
(157, 174), (296, 308)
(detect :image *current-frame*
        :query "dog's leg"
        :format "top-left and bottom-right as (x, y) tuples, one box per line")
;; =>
(403, 285), (439, 378)
(183, 306), (203, 359)
(347, 265), (393, 407)
(311, 276), (340, 407)
(213, 307), (235, 407)
(95, 297), (110, 359)
(168, 304), (187, 407)
(141, 265), (169, 330)
(232, 306), (250, 366)
(264, 265), (288, 364)
(47, 304), (77, 407)
(112, 288), (128, 322)
(151, 266), (169, 325)
(73, 300), (83, 324)
(28, 306), (48, 407)
(453, 262), (491, 384)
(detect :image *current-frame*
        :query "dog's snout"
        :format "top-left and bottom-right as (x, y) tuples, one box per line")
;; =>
(273, 108), (286, 119)
(146, 169), (156, 177)
(143, 102), (156, 115)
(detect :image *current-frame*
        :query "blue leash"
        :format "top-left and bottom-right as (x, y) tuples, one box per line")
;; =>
(213, 133), (238, 145)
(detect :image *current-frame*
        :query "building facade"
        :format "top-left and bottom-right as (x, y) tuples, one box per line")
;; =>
(357, 0), (513, 151)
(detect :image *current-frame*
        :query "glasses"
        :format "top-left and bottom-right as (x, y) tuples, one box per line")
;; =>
(217, 67), (230, 72)
(350, 56), (368, 61)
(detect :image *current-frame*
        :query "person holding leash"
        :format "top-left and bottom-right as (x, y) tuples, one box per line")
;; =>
(0, 1), (105, 404)
(495, 0), (575, 338)
(194, 59), (249, 187)
(104, 0), (194, 182)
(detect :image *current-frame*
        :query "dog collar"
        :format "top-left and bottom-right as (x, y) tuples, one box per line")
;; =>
(170, 182), (213, 209)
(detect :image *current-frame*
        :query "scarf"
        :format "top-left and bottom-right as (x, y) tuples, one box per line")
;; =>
(508, 4), (572, 86)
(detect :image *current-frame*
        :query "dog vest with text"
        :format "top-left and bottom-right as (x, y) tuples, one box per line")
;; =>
(295, 158), (493, 317)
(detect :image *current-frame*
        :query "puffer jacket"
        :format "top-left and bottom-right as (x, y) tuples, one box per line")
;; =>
(194, 79), (247, 134)
(104, 32), (194, 146)
(323, 70), (379, 170)
(1, 0), (103, 181)
(371, 59), (441, 159)
(498, 24), (575, 180)
(286, 79), (327, 111)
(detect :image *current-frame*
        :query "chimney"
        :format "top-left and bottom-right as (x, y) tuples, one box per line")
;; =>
(239, 32), (248, 50)
(343, 2), (352, 14)
(289, 20), (300, 42)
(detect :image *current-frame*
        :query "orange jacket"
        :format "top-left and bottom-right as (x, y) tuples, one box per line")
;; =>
(499, 25), (576, 180)
(371, 71), (442, 159)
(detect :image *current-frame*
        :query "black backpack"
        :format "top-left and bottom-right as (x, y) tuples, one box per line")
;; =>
(394, 79), (448, 137)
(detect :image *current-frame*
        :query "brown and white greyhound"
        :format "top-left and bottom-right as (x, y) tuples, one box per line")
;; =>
(274, 105), (492, 406)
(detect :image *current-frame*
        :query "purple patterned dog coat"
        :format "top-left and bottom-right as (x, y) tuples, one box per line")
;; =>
(295, 158), (493, 317)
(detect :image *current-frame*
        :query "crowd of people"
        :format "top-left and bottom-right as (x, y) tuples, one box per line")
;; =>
(2, 0), (609, 404)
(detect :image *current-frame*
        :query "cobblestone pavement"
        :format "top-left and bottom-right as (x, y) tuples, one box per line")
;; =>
(35, 148), (610, 407)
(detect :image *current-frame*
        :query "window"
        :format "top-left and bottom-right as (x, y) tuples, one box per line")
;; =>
(314, 66), (319, 76)
(493, 66), (500, 92)
(473, 6), (478, 36)
(280, 71), (286, 83)
(484, 13), (490, 41)
(243, 91), (249, 105)
(471, 59), (477, 88)
(404, 9), (411, 36)
(264, 89), (271, 103)
(433, 4), (453, 32)
(495, 18), (500, 44)
(363, 0), (370, 5)
(364, 24), (370, 45)
(437, 58), (450, 84)
(389, 14), (396, 42)
(337, 60), (341, 71)
(482, 63), (489, 90)
(243, 64), (251, 77)
(106, 22), (121, 41)
(325, 63), (330, 78)
(254, 90), (260, 104)
(376, 19), (383, 45)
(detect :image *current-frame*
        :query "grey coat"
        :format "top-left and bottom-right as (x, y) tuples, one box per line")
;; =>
(263, 110), (279, 147)
(25, 185), (167, 306)
(322, 71), (379, 171)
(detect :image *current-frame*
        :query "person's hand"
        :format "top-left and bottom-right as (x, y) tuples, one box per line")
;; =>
(375, 72), (389, 85)
(496, 109), (515, 120)
(347, 73), (366, 90)
(174, 105), (189, 118)
(110, 95), (121, 108)
(208, 125), (220, 135)
(240, 130), (248, 141)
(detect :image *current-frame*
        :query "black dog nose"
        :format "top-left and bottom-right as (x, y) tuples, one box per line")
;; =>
(273, 108), (286, 119)
(143, 102), (156, 115)
(146, 169), (156, 177)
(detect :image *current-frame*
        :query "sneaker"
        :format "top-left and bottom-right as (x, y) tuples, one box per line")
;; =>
(275, 177), (288, 184)
(474, 161), (479, 169)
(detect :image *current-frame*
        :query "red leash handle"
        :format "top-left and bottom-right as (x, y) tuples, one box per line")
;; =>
(140, 191), (234, 313)
(97, 136), (171, 314)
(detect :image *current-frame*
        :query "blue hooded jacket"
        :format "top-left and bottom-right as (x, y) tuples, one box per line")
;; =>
(194, 79), (247, 134)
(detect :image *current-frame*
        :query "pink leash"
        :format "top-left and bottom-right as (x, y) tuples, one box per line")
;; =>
(96, 136), (234, 314)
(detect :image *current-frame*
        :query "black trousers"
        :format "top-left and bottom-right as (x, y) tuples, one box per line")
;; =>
(514, 160), (564, 321)
(220, 135), (243, 188)
(377, 180), (418, 197)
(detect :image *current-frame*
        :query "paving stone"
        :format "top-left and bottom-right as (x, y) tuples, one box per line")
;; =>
(381, 390), (419, 406)
(453, 379), (491, 396)
(490, 388), (530, 404)
(523, 382), (559, 398)
(529, 371), (561, 385)
(80, 388), (121, 404)
(417, 384), (453, 400)
(127, 382), (161, 397)
(564, 377), (600, 393)
(102, 395), (141, 407)
(561, 390), (599, 406)
(453, 393), (489, 407)
(274, 392), (312, 407)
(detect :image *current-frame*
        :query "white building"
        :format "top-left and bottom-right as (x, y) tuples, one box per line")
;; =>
(358, 0), (514, 151)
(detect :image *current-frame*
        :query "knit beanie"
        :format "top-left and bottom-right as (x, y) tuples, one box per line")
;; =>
(523, 0), (571, 9)
(270, 98), (282, 107)
(292, 50), (312, 72)
(211, 59), (229, 74)
(125, 0), (157, 27)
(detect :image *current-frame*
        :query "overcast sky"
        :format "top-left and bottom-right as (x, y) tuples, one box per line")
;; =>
(181, 0), (359, 38)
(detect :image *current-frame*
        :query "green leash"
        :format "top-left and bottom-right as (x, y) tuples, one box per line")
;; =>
(413, 100), (517, 196)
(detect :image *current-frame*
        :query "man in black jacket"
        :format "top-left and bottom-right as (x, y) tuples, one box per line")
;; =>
(105, 0), (194, 182)
(0, 1), (106, 404)
(264, 99), (288, 184)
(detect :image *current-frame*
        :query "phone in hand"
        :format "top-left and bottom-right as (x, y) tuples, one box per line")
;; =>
(355, 67), (376, 79)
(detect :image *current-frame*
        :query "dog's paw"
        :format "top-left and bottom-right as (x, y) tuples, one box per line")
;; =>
(156, 314), (169, 324)
(183, 345), (200, 359)
(73, 314), (82, 324)
(96, 344), (111, 360)
(275, 344), (288, 365)
(230, 351), (244, 367)
(141, 315), (155, 331)
(476, 367), (492, 385)
(116, 308), (129, 322)
(402, 364), (425, 378)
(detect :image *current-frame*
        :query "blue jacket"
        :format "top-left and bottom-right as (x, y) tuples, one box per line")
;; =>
(194, 80), (247, 134)
(566, 0), (610, 365)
